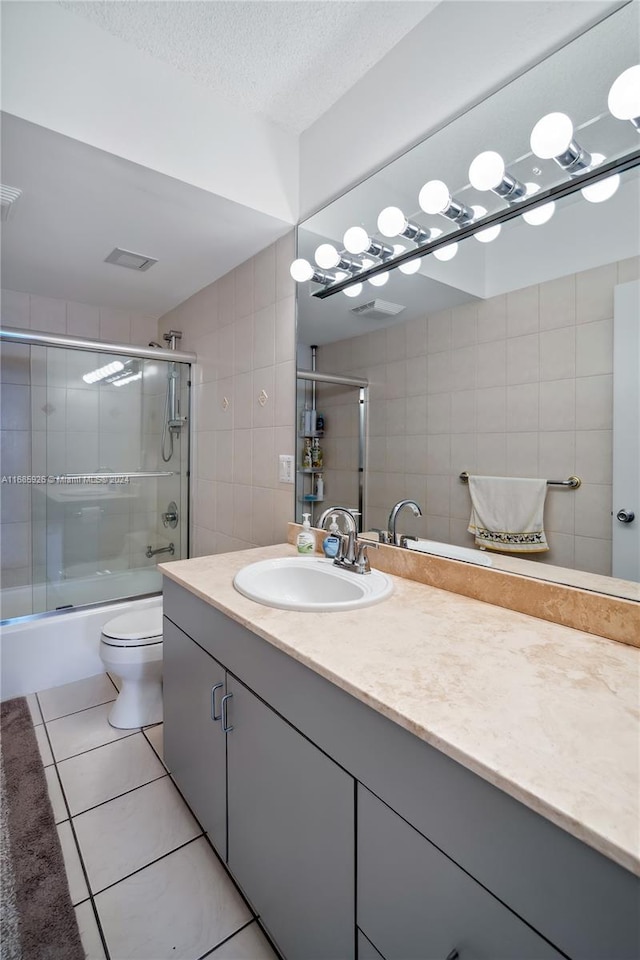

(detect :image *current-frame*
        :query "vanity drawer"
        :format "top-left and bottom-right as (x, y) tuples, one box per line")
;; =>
(358, 785), (563, 960)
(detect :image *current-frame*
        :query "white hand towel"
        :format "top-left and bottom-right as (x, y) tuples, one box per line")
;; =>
(467, 476), (549, 553)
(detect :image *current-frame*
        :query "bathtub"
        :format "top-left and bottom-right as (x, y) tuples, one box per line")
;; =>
(0, 590), (163, 701)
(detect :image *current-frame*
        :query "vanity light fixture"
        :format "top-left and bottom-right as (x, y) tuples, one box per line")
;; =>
(377, 206), (433, 244)
(290, 258), (337, 285)
(314, 244), (363, 273)
(418, 180), (474, 224)
(112, 371), (143, 387)
(468, 151), (527, 201)
(530, 113), (592, 175)
(522, 201), (555, 226)
(608, 65), (640, 130)
(343, 226), (395, 260)
(470, 206), (502, 243)
(433, 242), (459, 261)
(580, 153), (621, 203)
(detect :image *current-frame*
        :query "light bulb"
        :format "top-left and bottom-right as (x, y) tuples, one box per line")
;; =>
(469, 151), (505, 191)
(343, 226), (370, 254)
(377, 206), (407, 237)
(581, 174), (620, 203)
(530, 113), (574, 159)
(522, 202), (555, 226)
(433, 243), (458, 261)
(361, 257), (375, 270)
(418, 180), (451, 215)
(471, 205), (487, 220)
(290, 259), (314, 282)
(608, 65), (640, 123)
(393, 244), (406, 256)
(399, 258), (422, 275)
(314, 244), (340, 269)
(469, 205), (501, 243)
(525, 182), (541, 196)
(343, 283), (363, 298)
(369, 272), (389, 287)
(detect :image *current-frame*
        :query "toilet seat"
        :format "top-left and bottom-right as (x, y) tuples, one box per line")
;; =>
(101, 608), (163, 647)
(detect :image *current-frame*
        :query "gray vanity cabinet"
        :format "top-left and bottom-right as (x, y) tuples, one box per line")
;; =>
(162, 618), (227, 857)
(357, 786), (563, 960)
(224, 675), (355, 960)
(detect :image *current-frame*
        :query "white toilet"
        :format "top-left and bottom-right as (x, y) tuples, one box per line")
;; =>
(99, 605), (164, 729)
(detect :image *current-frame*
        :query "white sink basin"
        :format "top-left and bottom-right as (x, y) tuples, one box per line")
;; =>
(233, 557), (393, 612)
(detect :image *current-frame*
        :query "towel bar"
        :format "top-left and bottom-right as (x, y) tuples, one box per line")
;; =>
(459, 472), (581, 488)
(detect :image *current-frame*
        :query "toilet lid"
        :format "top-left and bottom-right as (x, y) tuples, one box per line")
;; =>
(101, 608), (163, 646)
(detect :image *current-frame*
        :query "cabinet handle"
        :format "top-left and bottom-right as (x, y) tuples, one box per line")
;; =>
(210, 682), (224, 721)
(445, 951), (459, 960)
(221, 693), (233, 733)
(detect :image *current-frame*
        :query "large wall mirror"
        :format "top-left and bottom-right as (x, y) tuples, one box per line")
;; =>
(295, 3), (639, 601)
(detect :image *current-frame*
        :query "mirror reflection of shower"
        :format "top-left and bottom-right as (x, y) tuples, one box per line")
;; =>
(153, 330), (187, 463)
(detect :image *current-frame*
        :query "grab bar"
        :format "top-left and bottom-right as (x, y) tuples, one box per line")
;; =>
(146, 543), (175, 559)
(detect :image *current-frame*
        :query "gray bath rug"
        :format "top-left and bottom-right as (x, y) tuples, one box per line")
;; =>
(0, 696), (85, 960)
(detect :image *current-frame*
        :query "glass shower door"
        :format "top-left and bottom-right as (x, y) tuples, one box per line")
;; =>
(29, 345), (190, 614)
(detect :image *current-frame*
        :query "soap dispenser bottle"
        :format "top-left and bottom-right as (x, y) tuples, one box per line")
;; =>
(322, 513), (341, 559)
(296, 514), (316, 555)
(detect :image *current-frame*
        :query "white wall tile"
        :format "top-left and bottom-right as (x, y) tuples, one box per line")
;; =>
(575, 430), (612, 485)
(215, 431), (233, 484)
(507, 334), (539, 385)
(540, 326), (575, 381)
(251, 428), (275, 488)
(452, 302), (477, 348)
(506, 433), (538, 478)
(575, 374), (613, 431)
(404, 434), (428, 475)
(576, 318), (613, 377)
(451, 346), (476, 391)
(574, 535), (611, 576)
(450, 434), (476, 475)
(405, 355), (427, 396)
(539, 431), (575, 479)
(130, 314), (159, 348)
(0, 521), (31, 568)
(539, 274), (575, 330)
(233, 484), (253, 542)
(66, 302), (100, 339)
(427, 310), (452, 353)
(386, 323), (406, 362)
(99, 308), (130, 344)
(506, 285), (539, 337)
(2, 430), (31, 473)
(476, 340), (506, 388)
(450, 390), (475, 434)
(426, 393), (450, 435)
(1, 342), (30, 385)
(405, 316), (427, 357)
(218, 323), (235, 380)
(253, 305), (276, 370)
(275, 296), (295, 363)
(276, 231), (296, 303)
(405, 394), (428, 435)
(506, 383), (539, 433)
(539, 379), (575, 432)
(252, 367), (275, 429)
(1, 384), (30, 430)
(30, 295), (66, 334)
(385, 360), (407, 400)
(574, 483), (612, 540)
(1, 289), (30, 328)
(218, 271), (235, 325)
(617, 256), (640, 284)
(476, 387), (506, 434)
(253, 244), (276, 312)
(575, 263), (616, 323)
(475, 432), (507, 477)
(235, 260), (254, 321)
(251, 486), (275, 546)
(477, 295), (506, 343)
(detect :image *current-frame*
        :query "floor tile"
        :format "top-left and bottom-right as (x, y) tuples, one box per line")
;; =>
(207, 921), (278, 959)
(46, 702), (134, 762)
(143, 723), (164, 764)
(107, 672), (121, 691)
(74, 776), (201, 893)
(34, 724), (54, 766)
(26, 692), (43, 726)
(75, 901), (107, 960)
(57, 821), (89, 906)
(58, 732), (165, 816)
(95, 837), (251, 959)
(44, 765), (68, 823)
(38, 673), (116, 722)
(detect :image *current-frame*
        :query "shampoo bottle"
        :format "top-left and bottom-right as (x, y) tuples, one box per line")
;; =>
(296, 514), (316, 555)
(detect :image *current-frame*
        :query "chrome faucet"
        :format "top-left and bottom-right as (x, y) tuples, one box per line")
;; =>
(388, 499), (423, 546)
(317, 506), (376, 574)
(317, 506), (357, 534)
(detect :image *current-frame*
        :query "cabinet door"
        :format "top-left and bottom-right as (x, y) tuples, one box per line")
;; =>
(358, 930), (387, 960)
(163, 618), (227, 857)
(358, 786), (563, 960)
(226, 675), (355, 960)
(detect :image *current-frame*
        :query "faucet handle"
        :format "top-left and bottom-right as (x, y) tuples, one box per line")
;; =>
(399, 535), (418, 549)
(371, 528), (391, 544)
(355, 539), (378, 574)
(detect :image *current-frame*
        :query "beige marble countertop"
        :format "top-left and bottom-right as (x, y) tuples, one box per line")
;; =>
(160, 544), (640, 877)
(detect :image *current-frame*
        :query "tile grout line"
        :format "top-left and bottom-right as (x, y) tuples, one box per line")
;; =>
(89, 833), (204, 898)
(196, 918), (257, 960)
(35, 693), (113, 960)
(39, 695), (118, 726)
(46, 727), (140, 765)
(64, 771), (169, 820)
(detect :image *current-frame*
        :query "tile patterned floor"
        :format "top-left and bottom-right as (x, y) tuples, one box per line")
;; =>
(30, 675), (279, 960)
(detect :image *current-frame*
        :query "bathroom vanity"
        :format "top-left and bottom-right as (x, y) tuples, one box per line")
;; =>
(161, 546), (639, 960)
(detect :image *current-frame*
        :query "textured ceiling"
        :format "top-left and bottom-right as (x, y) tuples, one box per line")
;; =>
(58, 0), (438, 133)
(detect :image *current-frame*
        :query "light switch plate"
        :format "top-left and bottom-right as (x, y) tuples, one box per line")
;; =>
(279, 454), (294, 484)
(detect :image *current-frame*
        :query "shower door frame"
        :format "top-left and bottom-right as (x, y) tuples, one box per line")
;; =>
(0, 325), (196, 622)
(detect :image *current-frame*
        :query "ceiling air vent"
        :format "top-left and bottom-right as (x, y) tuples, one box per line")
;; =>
(349, 299), (405, 321)
(1, 185), (23, 221)
(105, 247), (158, 272)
